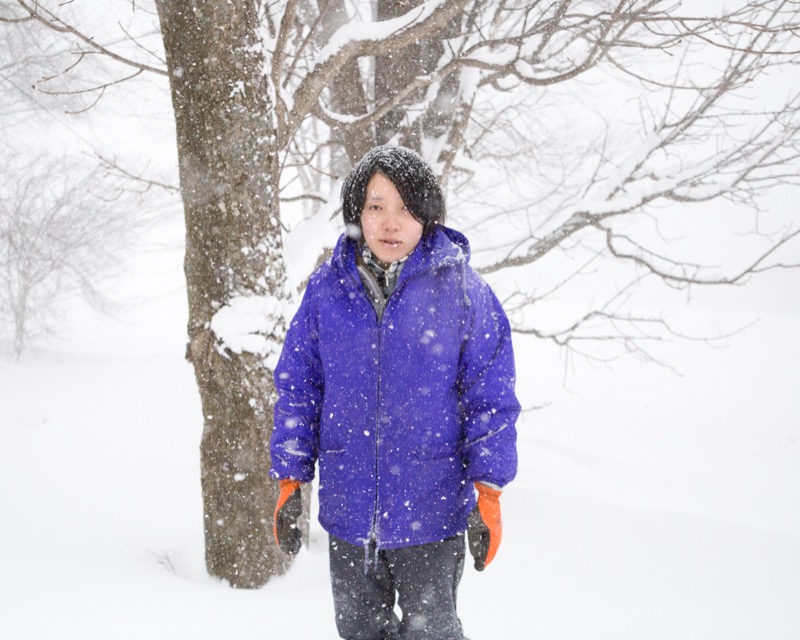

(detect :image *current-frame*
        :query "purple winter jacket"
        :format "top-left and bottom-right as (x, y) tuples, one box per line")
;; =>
(270, 225), (520, 550)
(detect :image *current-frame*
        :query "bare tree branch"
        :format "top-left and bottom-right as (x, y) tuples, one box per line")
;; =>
(14, 0), (167, 76)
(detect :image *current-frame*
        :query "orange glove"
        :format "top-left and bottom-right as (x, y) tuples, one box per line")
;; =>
(273, 479), (303, 555)
(467, 482), (502, 571)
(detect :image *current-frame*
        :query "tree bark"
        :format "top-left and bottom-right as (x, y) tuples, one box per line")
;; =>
(156, 0), (290, 588)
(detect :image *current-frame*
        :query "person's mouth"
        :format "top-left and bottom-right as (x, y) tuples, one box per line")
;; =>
(380, 239), (402, 249)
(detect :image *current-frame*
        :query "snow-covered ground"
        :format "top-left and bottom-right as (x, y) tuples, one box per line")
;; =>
(2, 233), (800, 640)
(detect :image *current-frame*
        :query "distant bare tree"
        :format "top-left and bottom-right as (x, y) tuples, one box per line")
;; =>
(3, 0), (798, 586)
(0, 152), (130, 360)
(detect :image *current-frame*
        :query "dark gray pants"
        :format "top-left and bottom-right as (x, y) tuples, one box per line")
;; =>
(329, 534), (466, 640)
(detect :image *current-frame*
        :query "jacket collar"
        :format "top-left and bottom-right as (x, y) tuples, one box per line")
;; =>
(332, 225), (470, 285)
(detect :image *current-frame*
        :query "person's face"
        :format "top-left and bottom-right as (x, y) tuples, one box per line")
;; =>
(360, 172), (424, 264)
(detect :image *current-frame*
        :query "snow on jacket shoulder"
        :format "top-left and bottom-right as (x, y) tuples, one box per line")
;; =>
(270, 225), (520, 550)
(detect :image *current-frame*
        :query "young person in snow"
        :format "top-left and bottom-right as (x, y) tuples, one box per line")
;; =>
(270, 145), (520, 640)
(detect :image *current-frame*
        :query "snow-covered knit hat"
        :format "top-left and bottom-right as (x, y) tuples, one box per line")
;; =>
(341, 145), (446, 236)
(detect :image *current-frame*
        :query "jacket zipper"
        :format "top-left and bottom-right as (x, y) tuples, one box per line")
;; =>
(367, 276), (410, 555)
(347, 252), (457, 557)
(345, 264), (385, 556)
(370, 274), (385, 556)
(359, 265), (408, 557)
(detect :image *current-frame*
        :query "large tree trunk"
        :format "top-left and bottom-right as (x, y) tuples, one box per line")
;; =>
(156, 0), (290, 588)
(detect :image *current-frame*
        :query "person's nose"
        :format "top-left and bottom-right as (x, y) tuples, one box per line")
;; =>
(383, 209), (401, 231)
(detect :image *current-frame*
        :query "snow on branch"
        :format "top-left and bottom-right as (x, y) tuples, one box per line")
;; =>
(313, 0), (452, 67)
(210, 294), (288, 370)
